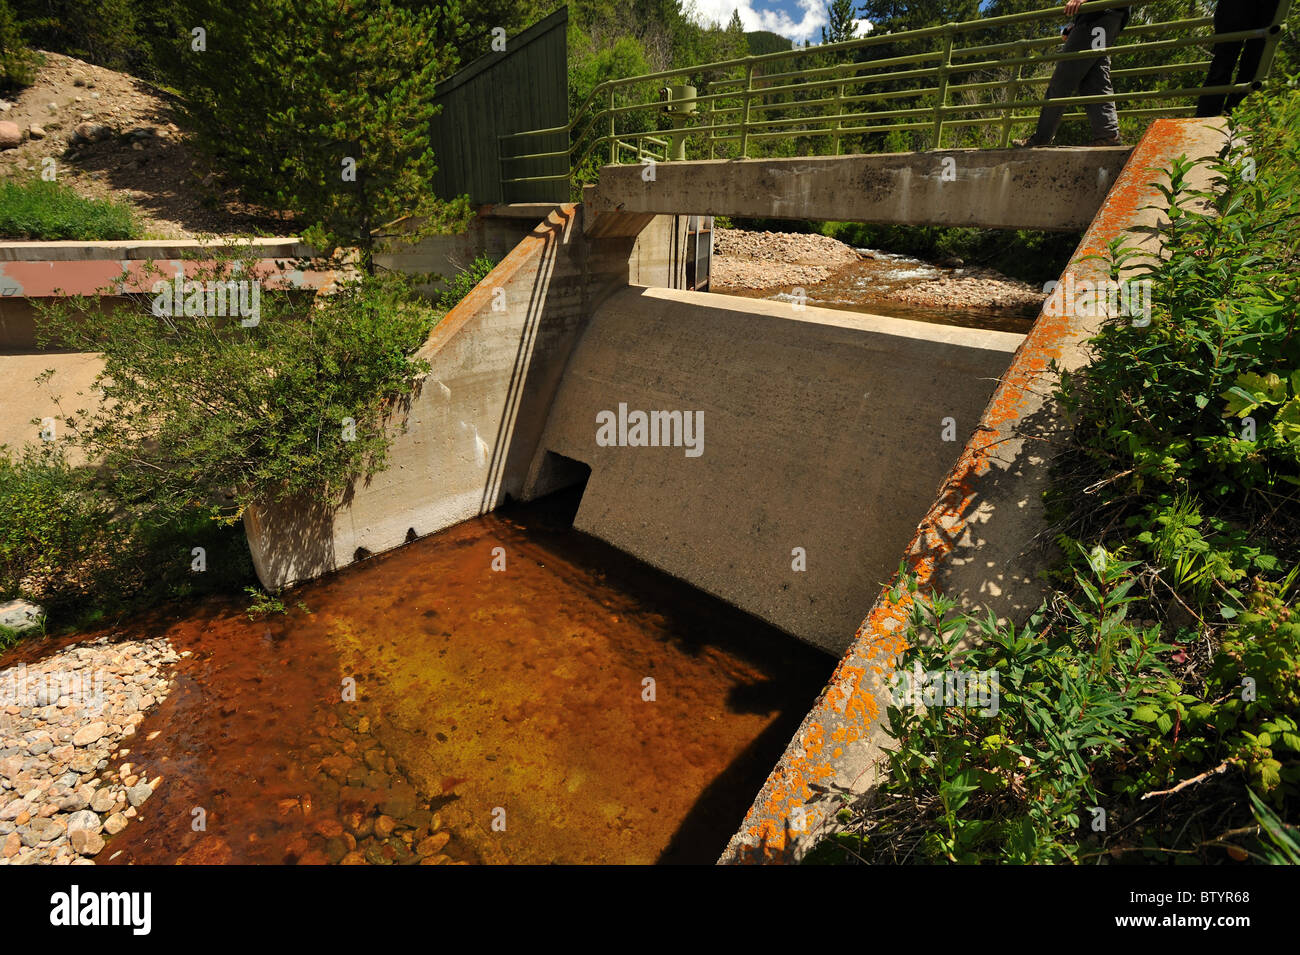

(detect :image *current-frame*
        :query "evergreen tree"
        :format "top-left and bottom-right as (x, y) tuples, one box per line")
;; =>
(822, 0), (859, 46)
(161, 0), (465, 271)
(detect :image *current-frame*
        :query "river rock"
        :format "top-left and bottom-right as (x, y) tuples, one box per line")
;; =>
(0, 121), (20, 149)
(0, 599), (43, 632)
(70, 828), (105, 856)
(417, 831), (450, 857)
(66, 809), (102, 834)
(125, 783), (152, 808)
(72, 721), (108, 747)
(102, 812), (128, 835)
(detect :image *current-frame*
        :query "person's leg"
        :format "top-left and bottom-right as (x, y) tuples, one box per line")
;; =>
(1029, 19), (1101, 145)
(1226, 0), (1281, 112)
(1077, 12), (1125, 142)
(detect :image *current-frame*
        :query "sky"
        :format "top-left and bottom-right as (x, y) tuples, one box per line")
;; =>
(689, 0), (872, 45)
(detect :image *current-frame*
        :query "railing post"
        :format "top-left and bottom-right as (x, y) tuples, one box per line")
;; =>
(932, 23), (956, 150)
(999, 38), (1027, 148)
(740, 63), (755, 159)
(707, 94), (716, 160)
(608, 87), (616, 165)
(832, 64), (845, 156)
(1252, 0), (1293, 89)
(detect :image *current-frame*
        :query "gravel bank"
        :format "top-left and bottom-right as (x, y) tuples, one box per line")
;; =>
(0, 636), (178, 864)
(712, 229), (861, 289)
(712, 228), (1046, 313)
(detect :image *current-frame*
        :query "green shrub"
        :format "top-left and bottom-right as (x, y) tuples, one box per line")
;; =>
(0, 445), (119, 606)
(35, 267), (440, 527)
(811, 551), (1173, 865)
(0, 179), (139, 240)
(435, 253), (498, 313)
(0, 442), (256, 622)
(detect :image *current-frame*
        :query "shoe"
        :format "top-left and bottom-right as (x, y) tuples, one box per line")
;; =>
(1090, 136), (1124, 146)
(1013, 137), (1049, 148)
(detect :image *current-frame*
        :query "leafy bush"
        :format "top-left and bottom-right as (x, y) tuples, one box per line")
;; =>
(0, 443), (256, 620)
(0, 446), (120, 606)
(35, 267), (440, 527)
(812, 550), (1172, 865)
(0, 179), (139, 240)
(435, 253), (498, 312)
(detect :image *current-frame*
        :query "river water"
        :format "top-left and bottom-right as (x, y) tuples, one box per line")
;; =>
(34, 489), (832, 865)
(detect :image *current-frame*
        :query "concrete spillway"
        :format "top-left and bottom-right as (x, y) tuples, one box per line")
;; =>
(528, 286), (1022, 652)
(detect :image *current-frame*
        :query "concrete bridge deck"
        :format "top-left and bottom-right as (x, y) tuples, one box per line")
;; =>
(588, 147), (1134, 231)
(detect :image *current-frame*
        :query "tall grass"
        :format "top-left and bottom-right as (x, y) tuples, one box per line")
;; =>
(0, 178), (139, 240)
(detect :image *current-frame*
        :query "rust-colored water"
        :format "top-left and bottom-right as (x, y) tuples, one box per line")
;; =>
(22, 490), (832, 865)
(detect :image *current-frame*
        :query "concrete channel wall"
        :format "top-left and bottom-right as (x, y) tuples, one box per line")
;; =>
(720, 117), (1232, 864)
(244, 204), (648, 587)
(526, 286), (1023, 653)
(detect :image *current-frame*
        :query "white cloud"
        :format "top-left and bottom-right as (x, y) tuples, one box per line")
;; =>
(688, 0), (831, 44)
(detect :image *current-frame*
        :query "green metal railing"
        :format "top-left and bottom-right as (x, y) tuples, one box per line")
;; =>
(498, 0), (1292, 200)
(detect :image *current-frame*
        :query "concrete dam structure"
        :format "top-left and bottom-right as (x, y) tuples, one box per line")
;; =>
(529, 286), (1021, 652)
(0, 128), (1225, 863)
(244, 145), (1130, 620)
(235, 125), (1233, 862)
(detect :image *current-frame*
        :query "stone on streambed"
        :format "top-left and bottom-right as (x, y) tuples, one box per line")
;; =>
(66, 809), (101, 834)
(70, 828), (105, 856)
(0, 634), (178, 863)
(0, 600), (44, 633)
(72, 722), (108, 747)
(125, 783), (152, 808)
(416, 831), (450, 857)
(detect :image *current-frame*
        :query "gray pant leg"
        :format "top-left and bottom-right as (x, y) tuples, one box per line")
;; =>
(1033, 11), (1124, 143)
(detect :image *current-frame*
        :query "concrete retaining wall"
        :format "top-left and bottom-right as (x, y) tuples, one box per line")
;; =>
(244, 204), (643, 588)
(0, 237), (335, 350)
(525, 286), (1023, 653)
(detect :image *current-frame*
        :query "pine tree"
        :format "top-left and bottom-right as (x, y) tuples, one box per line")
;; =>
(160, 0), (465, 272)
(822, 0), (859, 46)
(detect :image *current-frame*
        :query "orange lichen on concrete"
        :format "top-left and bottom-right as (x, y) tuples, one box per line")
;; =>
(724, 119), (1217, 865)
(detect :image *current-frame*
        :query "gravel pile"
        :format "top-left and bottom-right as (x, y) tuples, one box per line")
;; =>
(887, 266), (1047, 311)
(711, 227), (1046, 313)
(0, 636), (178, 865)
(712, 229), (862, 289)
